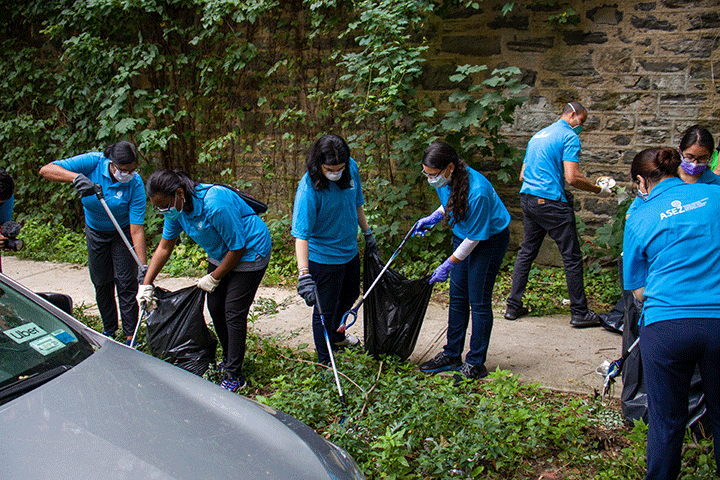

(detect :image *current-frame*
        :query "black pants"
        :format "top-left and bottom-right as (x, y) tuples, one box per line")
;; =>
(207, 264), (266, 379)
(507, 194), (589, 316)
(86, 225), (138, 337)
(309, 254), (360, 364)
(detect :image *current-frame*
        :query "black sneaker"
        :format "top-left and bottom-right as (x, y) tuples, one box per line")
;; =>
(452, 362), (489, 386)
(570, 310), (602, 328)
(504, 305), (529, 321)
(419, 352), (462, 373)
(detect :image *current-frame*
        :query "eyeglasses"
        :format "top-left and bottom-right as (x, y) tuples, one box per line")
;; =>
(682, 153), (711, 163)
(152, 194), (176, 213)
(421, 167), (445, 180)
(111, 162), (136, 175)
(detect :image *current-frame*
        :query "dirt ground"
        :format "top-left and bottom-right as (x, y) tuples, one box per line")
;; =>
(2, 255), (625, 398)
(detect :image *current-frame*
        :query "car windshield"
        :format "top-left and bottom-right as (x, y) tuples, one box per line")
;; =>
(0, 279), (95, 404)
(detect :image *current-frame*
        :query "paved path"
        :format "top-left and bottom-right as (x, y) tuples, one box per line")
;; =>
(2, 256), (624, 397)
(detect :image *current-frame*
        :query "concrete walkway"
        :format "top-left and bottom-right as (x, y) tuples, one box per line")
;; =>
(2, 255), (624, 398)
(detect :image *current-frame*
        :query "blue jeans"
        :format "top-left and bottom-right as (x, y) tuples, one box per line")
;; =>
(443, 228), (509, 366)
(641, 318), (720, 480)
(309, 254), (361, 364)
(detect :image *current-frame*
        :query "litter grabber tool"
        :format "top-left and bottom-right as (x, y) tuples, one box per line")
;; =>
(94, 186), (147, 349)
(94, 186), (144, 268)
(337, 224), (416, 334)
(315, 286), (347, 424)
(600, 336), (639, 399)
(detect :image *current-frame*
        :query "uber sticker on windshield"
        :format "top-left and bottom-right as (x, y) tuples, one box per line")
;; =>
(29, 335), (64, 356)
(3, 322), (47, 344)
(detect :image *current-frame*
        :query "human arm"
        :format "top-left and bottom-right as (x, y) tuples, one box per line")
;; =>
(519, 163), (526, 182)
(39, 163), (78, 183)
(294, 238), (316, 306)
(129, 224), (147, 265)
(412, 206), (445, 236)
(142, 237), (177, 286)
(356, 205), (377, 251)
(632, 287), (645, 302)
(564, 161), (602, 194)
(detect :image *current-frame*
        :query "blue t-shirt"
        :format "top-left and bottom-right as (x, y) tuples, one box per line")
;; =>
(623, 177), (720, 325)
(162, 184), (271, 264)
(0, 194), (14, 224)
(626, 169), (720, 217)
(520, 119), (581, 203)
(54, 153), (146, 231)
(291, 158), (365, 264)
(436, 166), (511, 241)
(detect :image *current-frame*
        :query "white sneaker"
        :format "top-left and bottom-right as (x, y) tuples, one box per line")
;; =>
(335, 334), (360, 348)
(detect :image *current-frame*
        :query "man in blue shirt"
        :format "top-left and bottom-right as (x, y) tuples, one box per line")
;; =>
(0, 168), (15, 273)
(504, 102), (611, 328)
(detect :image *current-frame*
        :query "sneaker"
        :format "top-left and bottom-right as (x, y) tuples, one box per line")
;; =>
(217, 358), (227, 374)
(570, 310), (602, 328)
(419, 352), (462, 373)
(125, 338), (138, 347)
(453, 362), (489, 386)
(504, 305), (529, 321)
(102, 330), (116, 337)
(220, 373), (247, 393)
(335, 334), (361, 348)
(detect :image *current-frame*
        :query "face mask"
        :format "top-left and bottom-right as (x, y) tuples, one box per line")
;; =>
(325, 171), (343, 182)
(572, 125), (583, 135)
(428, 174), (450, 189)
(111, 163), (136, 184)
(162, 195), (183, 221)
(680, 158), (707, 176)
(637, 190), (649, 201)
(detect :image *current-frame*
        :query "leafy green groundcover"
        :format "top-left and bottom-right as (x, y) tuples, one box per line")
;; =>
(75, 305), (715, 480)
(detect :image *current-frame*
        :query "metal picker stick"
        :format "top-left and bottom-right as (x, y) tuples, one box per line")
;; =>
(337, 224), (416, 334)
(314, 286), (347, 424)
(95, 187), (143, 268)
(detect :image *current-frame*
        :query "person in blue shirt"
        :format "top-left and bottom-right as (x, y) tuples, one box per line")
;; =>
(413, 142), (511, 381)
(40, 142), (147, 345)
(292, 134), (376, 365)
(138, 169), (272, 392)
(504, 102), (611, 328)
(0, 168), (15, 273)
(624, 147), (720, 480)
(626, 126), (718, 218)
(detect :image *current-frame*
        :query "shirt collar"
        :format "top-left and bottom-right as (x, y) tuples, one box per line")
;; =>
(648, 176), (683, 200)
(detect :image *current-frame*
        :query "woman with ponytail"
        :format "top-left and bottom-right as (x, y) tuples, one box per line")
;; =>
(139, 170), (271, 392)
(624, 147), (720, 479)
(413, 141), (510, 381)
(40, 141), (147, 345)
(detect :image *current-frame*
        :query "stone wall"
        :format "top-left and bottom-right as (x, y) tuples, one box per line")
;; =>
(420, 0), (720, 252)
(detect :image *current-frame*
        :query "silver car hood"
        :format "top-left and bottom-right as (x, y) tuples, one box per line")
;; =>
(0, 340), (362, 480)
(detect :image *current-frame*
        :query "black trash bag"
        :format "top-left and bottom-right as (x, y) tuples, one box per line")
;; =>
(363, 248), (433, 361)
(144, 286), (217, 376)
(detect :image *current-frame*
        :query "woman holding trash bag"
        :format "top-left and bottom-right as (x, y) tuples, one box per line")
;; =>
(292, 134), (377, 365)
(626, 126), (717, 218)
(138, 169), (271, 392)
(623, 147), (720, 480)
(414, 141), (510, 381)
(39, 141), (147, 345)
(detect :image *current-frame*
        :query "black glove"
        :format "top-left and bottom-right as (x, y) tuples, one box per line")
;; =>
(137, 264), (148, 285)
(297, 274), (317, 307)
(364, 231), (378, 253)
(73, 174), (99, 197)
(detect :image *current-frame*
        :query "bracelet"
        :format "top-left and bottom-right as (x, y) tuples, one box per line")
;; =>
(362, 228), (372, 235)
(298, 267), (309, 275)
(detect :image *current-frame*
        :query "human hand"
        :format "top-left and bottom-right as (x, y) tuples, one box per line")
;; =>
(73, 174), (99, 197)
(296, 274), (317, 306)
(598, 184), (612, 197)
(137, 265), (148, 285)
(429, 258), (456, 284)
(596, 177), (615, 198)
(413, 209), (444, 237)
(136, 284), (156, 311)
(197, 273), (221, 292)
(363, 230), (378, 253)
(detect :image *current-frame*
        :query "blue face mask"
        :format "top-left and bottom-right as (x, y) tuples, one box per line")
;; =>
(637, 190), (649, 201)
(160, 194), (183, 221)
(572, 125), (583, 135)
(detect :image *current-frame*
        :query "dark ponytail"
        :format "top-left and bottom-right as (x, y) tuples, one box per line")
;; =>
(147, 169), (197, 212)
(104, 141), (138, 165)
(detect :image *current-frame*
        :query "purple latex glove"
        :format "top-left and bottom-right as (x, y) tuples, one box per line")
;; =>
(413, 209), (444, 237)
(429, 258), (456, 284)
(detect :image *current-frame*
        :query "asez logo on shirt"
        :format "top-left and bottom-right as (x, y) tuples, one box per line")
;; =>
(660, 198), (708, 220)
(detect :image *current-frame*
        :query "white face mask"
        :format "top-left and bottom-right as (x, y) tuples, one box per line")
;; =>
(112, 163), (136, 184)
(427, 174), (450, 189)
(325, 171), (343, 182)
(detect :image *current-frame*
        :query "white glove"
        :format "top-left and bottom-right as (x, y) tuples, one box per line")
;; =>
(136, 284), (156, 311)
(598, 184), (612, 197)
(197, 273), (221, 292)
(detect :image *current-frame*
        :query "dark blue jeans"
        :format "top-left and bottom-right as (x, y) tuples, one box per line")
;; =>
(443, 228), (509, 366)
(641, 318), (720, 480)
(507, 194), (588, 317)
(309, 254), (361, 364)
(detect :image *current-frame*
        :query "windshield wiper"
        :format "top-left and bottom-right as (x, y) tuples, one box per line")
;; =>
(0, 365), (71, 403)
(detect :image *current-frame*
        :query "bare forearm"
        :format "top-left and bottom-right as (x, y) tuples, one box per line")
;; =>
(39, 163), (76, 183)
